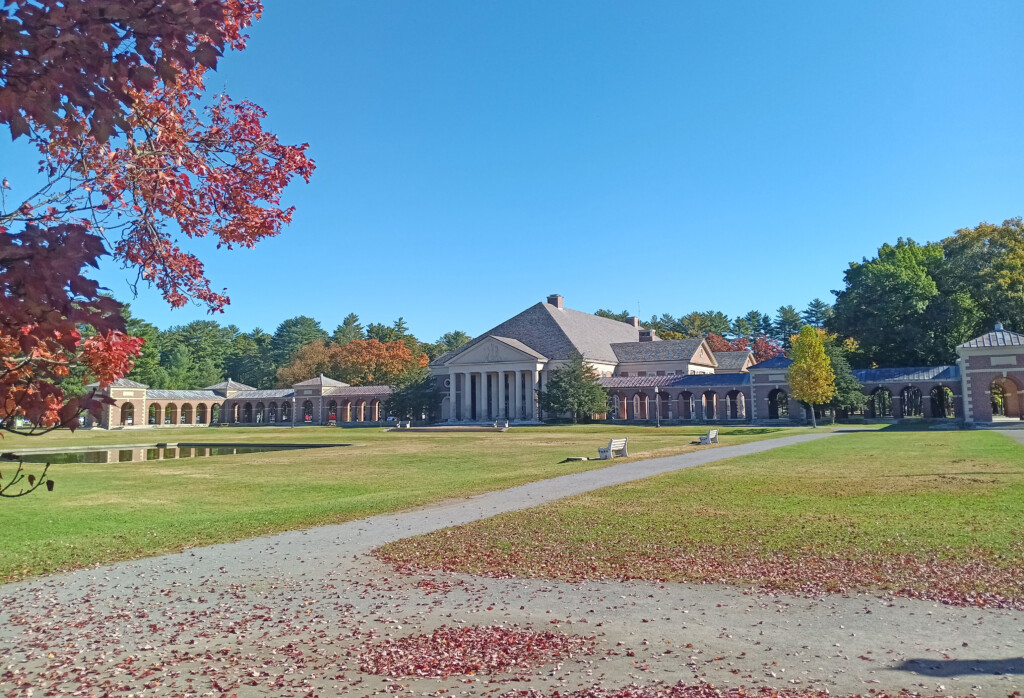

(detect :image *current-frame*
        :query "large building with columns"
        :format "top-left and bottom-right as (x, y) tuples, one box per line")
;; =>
(90, 294), (1024, 428)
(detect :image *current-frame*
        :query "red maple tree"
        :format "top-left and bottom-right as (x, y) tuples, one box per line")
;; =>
(0, 1), (314, 434)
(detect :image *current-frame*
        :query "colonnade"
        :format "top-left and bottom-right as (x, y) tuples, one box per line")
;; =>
(447, 369), (542, 422)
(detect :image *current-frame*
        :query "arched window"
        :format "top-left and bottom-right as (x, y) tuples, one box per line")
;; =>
(148, 403), (161, 425)
(196, 404), (207, 423)
(255, 402), (265, 423)
(768, 389), (789, 420)
(991, 377), (1022, 419)
(165, 404), (178, 425)
(181, 403), (193, 424)
(282, 401), (292, 421)
(211, 403), (221, 423)
(328, 399), (338, 420)
(727, 390), (744, 419)
(303, 400), (314, 422)
(930, 386), (954, 419)
(242, 403), (253, 423)
(268, 402), (278, 422)
(120, 403), (134, 425)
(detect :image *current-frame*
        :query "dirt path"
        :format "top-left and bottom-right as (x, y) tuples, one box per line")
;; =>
(1, 430), (1021, 696)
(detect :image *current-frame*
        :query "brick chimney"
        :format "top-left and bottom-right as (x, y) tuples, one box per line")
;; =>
(639, 329), (656, 342)
(626, 316), (640, 328)
(547, 294), (564, 309)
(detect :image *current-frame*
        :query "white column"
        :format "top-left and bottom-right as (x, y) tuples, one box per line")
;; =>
(461, 372), (471, 422)
(529, 369), (539, 421)
(497, 371), (506, 420)
(448, 371), (456, 422)
(511, 371), (520, 420)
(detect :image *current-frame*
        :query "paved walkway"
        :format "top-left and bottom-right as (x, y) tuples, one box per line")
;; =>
(1, 429), (1021, 696)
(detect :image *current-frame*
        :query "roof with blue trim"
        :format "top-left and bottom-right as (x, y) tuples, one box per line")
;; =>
(852, 365), (960, 384)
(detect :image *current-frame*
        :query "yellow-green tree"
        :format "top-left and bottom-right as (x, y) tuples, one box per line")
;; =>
(787, 325), (836, 427)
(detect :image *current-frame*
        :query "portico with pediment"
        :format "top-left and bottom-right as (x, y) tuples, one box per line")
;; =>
(444, 336), (549, 422)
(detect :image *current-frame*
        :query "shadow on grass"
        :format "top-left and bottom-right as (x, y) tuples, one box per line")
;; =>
(893, 657), (1024, 676)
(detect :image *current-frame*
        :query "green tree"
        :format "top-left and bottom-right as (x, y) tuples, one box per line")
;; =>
(679, 311), (731, 338)
(332, 313), (365, 346)
(226, 329), (275, 388)
(537, 351), (609, 424)
(595, 309), (630, 322)
(801, 298), (833, 327)
(731, 310), (766, 339)
(162, 345), (195, 389)
(821, 334), (866, 420)
(161, 320), (235, 377)
(942, 218), (1024, 332)
(773, 305), (803, 346)
(435, 330), (471, 354)
(787, 326), (836, 428)
(384, 369), (441, 422)
(271, 316), (329, 367)
(123, 306), (168, 389)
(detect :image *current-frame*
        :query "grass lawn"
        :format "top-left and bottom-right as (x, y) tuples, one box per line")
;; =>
(0, 423), (795, 583)
(378, 430), (1024, 608)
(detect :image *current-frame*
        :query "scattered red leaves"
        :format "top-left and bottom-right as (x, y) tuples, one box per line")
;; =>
(379, 536), (1024, 611)
(358, 624), (596, 678)
(503, 681), (965, 698)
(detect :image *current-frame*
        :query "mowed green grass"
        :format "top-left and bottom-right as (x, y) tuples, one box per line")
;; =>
(0, 424), (794, 582)
(379, 430), (1024, 602)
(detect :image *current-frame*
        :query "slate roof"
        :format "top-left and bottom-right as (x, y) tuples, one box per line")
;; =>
(852, 365), (960, 384)
(146, 389), (220, 400)
(490, 336), (547, 360)
(87, 377), (149, 389)
(611, 338), (709, 364)
(600, 373), (750, 389)
(438, 301), (641, 365)
(748, 356), (793, 370)
(229, 389), (295, 400)
(203, 379), (256, 392)
(293, 374), (349, 387)
(324, 385), (393, 397)
(712, 351), (753, 371)
(959, 326), (1024, 348)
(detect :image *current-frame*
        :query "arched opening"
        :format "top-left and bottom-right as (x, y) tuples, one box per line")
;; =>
(354, 400), (366, 422)
(679, 392), (694, 420)
(165, 404), (178, 425)
(767, 389), (788, 420)
(328, 399), (338, 424)
(991, 377), (1022, 419)
(196, 403), (207, 424)
(148, 403), (161, 425)
(726, 390), (745, 420)
(120, 403), (134, 425)
(371, 400), (383, 421)
(899, 386), (923, 418)
(929, 386), (955, 419)
(242, 403), (253, 423)
(339, 400), (352, 422)
(255, 402), (265, 423)
(658, 391), (670, 420)
(210, 403), (221, 423)
(613, 394), (627, 420)
(180, 403), (193, 424)
(866, 388), (892, 418)
(229, 403), (239, 423)
(632, 393), (648, 420)
(303, 400), (314, 422)
(702, 391), (717, 420)
(282, 401), (292, 422)
(268, 402), (278, 422)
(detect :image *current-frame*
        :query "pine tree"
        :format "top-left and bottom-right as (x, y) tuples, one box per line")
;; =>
(787, 325), (836, 427)
(538, 351), (609, 424)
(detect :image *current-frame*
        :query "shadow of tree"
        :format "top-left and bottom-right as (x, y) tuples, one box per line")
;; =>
(893, 657), (1024, 676)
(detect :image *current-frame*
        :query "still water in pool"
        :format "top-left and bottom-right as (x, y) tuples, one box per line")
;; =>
(16, 445), (325, 464)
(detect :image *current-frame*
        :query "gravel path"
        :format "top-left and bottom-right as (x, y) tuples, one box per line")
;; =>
(1, 430), (1021, 696)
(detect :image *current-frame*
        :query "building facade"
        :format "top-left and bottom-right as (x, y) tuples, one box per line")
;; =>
(90, 296), (1024, 428)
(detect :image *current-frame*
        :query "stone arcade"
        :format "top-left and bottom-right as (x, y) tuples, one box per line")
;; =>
(92, 295), (1024, 428)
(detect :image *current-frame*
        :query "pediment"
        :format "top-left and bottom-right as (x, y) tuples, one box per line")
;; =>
(447, 336), (546, 365)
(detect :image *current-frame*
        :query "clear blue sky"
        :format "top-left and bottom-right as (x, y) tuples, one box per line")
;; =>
(8, 1), (1024, 340)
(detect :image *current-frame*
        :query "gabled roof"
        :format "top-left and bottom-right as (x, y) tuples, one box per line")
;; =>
(959, 326), (1024, 348)
(292, 374), (349, 388)
(324, 385), (393, 397)
(611, 338), (709, 364)
(748, 356), (793, 370)
(712, 351), (754, 371)
(87, 377), (149, 389)
(229, 389), (295, 400)
(438, 301), (641, 365)
(203, 379), (256, 392)
(600, 373), (750, 389)
(489, 336), (547, 360)
(147, 389), (220, 400)
(852, 365), (960, 384)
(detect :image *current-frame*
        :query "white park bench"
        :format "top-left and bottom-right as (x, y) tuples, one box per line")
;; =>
(397, 420), (412, 429)
(699, 429), (719, 445)
(493, 419), (509, 430)
(598, 437), (629, 460)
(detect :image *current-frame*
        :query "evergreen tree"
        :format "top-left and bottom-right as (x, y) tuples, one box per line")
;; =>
(801, 298), (834, 327)
(226, 329), (276, 388)
(824, 341), (866, 420)
(332, 313), (365, 346)
(774, 305), (803, 346)
(384, 368), (441, 422)
(271, 316), (329, 366)
(787, 326), (836, 428)
(595, 309), (630, 322)
(537, 351), (609, 424)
